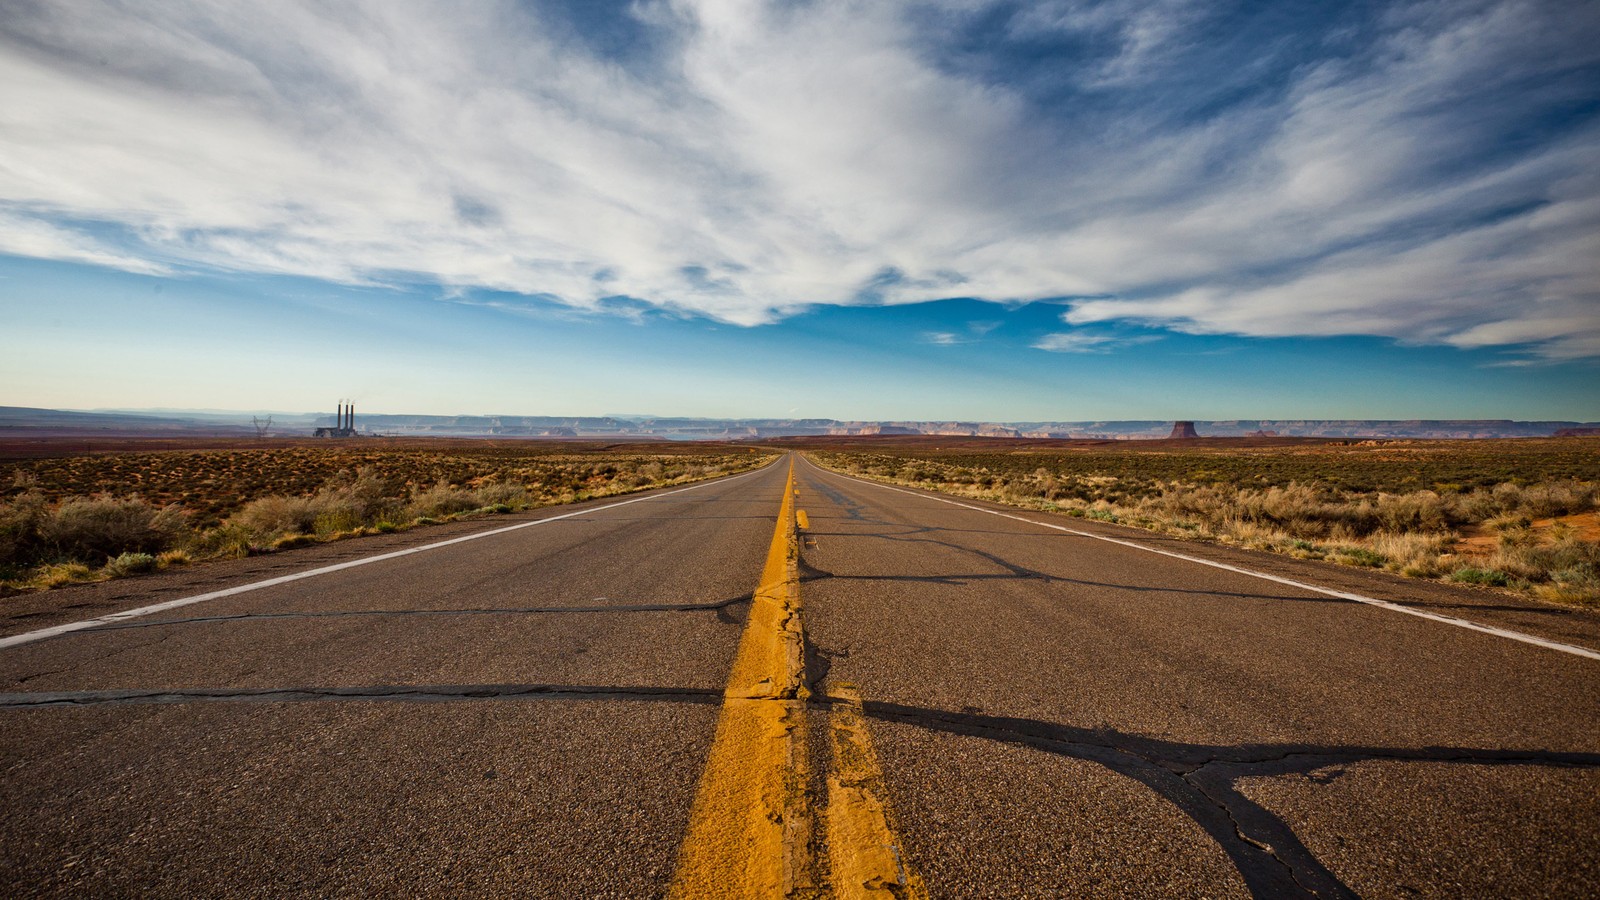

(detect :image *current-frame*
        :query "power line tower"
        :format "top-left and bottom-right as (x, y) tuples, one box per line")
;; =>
(252, 415), (273, 438)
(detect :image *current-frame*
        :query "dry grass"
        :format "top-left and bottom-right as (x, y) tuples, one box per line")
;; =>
(1, 446), (774, 595)
(0, 442), (772, 527)
(814, 440), (1600, 607)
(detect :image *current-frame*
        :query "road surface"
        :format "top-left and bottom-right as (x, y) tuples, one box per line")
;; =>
(2, 453), (1597, 897)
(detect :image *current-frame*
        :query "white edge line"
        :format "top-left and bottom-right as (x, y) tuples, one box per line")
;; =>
(0, 463), (778, 652)
(805, 459), (1600, 662)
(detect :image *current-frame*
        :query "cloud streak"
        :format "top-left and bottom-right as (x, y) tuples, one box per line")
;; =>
(0, 0), (1595, 356)
(1032, 331), (1160, 353)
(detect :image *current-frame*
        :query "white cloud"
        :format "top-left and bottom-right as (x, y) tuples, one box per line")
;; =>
(1032, 331), (1159, 353)
(0, 210), (169, 275)
(0, 0), (1595, 356)
(922, 320), (1001, 345)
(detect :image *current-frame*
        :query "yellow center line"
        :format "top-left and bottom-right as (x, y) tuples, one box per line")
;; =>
(670, 461), (814, 897)
(826, 684), (929, 899)
(670, 459), (924, 897)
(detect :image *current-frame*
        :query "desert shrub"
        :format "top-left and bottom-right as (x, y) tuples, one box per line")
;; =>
(1451, 489), (1504, 522)
(271, 533), (317, 550)
(312, 505), (365, 536)
(40, 496), (184, 560)
(192, 523), (261, 559)
(226, 467), (406, 539)
(33, 562), (94, 587)
(0, 491), (49, 565)
(1375, 491), (1453, 532)
(1514, 481), (1597, 519)
(1451, 567), (1510, 587)
(318, 467), (400, 524)
(232, 495), (324, 537)
(405, 482), (482, 520)
(471, 481), (530, 509)
(402, 475), (529, 519)
(1491, 538), (1600, 584)
(1368, 531), (1454, 576)
(1489, 482), (1524, 514)
(105, 552), (158, 576)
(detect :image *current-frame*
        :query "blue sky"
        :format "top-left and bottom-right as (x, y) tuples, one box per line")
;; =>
(1, 0), (1597, 420)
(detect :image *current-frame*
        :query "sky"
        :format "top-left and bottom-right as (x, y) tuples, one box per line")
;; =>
(1, 0), (1597, 421)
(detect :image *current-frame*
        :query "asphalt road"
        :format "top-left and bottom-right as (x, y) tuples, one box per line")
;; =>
(2, 453), (1598, 898)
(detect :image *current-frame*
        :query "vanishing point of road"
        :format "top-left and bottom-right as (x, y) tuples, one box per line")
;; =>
(2, 454), (1597, 898)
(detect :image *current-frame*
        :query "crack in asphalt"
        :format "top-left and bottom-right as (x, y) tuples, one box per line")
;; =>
(12, 630), (183, 685)
(66, 595), (756, 633)
(850, 699), (1600, 899)
(799, 497), (1351, 606)
(798, 555), (1339, 603)
(0, 682), (724, 709)
(1180, 767), (1357, 899)
(4, 667), (1594, 898)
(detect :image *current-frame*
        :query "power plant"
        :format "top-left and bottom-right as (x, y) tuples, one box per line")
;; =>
(314, 401), (359, 438)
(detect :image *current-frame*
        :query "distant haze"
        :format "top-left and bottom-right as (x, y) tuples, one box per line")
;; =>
(3, 407), (1595, 442)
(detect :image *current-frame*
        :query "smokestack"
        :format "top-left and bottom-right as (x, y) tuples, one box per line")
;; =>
(348, 403), (354, 431)
(336, 403), (342, 429)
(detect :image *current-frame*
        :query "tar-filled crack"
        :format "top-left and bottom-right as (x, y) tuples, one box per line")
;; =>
(801, 560), (1324, 600)
(1181, 768), (1349, 899)
(0, 682), (723, 709)
(802, 634), (836, 695)
(795, 523), (1317, 602)
(842, 700), (1600, 900)
(804, 478), (867, 521)
(66, 595), (755, 635)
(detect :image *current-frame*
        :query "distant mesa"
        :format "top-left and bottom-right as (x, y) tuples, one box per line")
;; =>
(4, 407), (1599, 442)
(847, 424), (921, 436)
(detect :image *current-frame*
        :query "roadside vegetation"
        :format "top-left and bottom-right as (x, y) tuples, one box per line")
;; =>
(1, 445), (774, 595)
(812, 439), (1600, 607)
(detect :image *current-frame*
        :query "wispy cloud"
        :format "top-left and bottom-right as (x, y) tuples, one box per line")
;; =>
(0, 210), (169, 275)
(1032, 331), (1160, 353)
(0, 0), (1595, 356)
(922, 320), (1001, 345)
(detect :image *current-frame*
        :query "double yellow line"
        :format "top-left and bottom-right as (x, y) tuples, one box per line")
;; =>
(670, 460), (926, 898)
